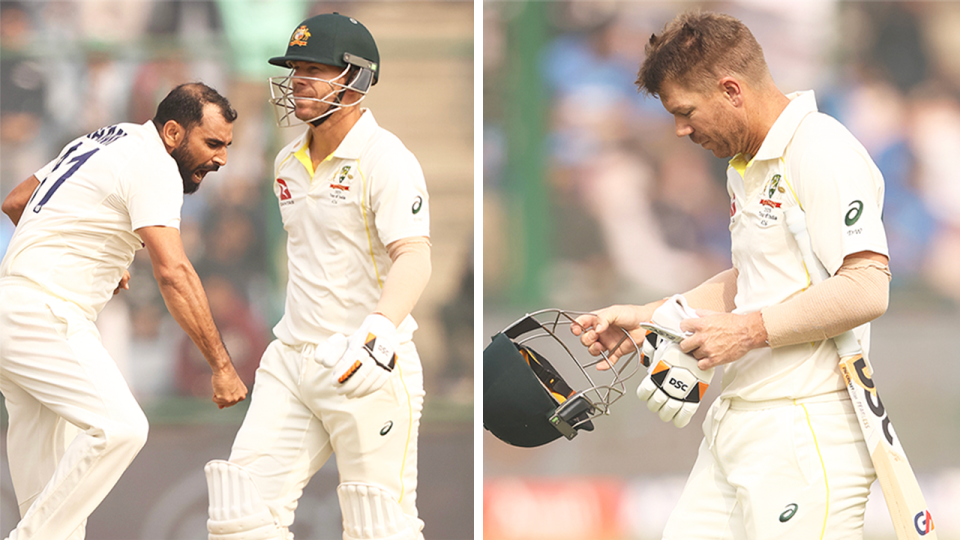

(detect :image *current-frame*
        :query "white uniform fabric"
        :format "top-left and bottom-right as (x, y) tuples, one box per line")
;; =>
(723, 91), (887, 402)
(0, 121), (182, 540)
(271, 109), (429, 346)
(227, 109), (428, 536)
(229, 339), (424, 532)
(1, 121), (183, 320)
(666, 92), (884, 539)
(663, 393), (874, 540)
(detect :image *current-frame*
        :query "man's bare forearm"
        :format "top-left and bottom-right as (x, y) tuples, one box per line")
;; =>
(154, 261), (232, 372)
(2, 176), (40, 226)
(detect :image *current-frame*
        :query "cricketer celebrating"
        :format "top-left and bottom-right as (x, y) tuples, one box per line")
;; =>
(573, 12), (892, 539)
(0, 83), (247, 540)
(204, 13), (431, 540)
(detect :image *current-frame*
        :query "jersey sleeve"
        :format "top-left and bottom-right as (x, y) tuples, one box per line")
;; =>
(123, 150), (183, 231)
(794, 126), (888, 276)
(369, 147), (430, 246)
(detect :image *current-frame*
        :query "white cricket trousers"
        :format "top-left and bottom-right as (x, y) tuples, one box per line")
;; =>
(663, 391), (876, 540)
(0, 280), (148, 540)
(228, 336), (425, 532)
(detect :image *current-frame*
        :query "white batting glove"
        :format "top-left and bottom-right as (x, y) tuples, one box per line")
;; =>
(317, 314), (399, 399)
(636, 295), (714, 428)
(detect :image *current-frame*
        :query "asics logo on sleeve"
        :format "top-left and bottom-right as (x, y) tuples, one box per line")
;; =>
(779, 503), (798, 522)
(845, 200), (864, 226)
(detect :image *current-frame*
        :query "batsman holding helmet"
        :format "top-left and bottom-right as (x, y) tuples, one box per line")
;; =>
(204, 13), (431, 540)
(574, 11), (895, 539)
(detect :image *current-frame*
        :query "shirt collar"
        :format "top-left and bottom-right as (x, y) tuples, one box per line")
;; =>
(750, 90), (818, 162)
(332, 108), (377, 160)
(144, 120), (165, 149)
(284, 109), (378, 173)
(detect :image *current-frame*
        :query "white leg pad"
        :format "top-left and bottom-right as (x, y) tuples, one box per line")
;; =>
(337, 483), (419, 540)
(205, 460), (290, 540)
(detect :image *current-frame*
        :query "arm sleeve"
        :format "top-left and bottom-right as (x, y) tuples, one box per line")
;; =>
(374, 237), (432, 326)
(369, 148), (430, 246)
(124, 153), (183, 230)
(761, 258), (890, 348)
(793, 121), (888, 275)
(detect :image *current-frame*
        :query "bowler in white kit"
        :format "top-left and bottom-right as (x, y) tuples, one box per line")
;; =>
(204, 13), (431, 540)
(0, 83), (248, 540)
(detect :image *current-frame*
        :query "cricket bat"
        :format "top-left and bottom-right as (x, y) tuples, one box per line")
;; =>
(784, 206), (936, 539)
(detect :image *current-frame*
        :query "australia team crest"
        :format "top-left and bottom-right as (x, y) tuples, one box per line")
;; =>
(290, 25), (311, 47)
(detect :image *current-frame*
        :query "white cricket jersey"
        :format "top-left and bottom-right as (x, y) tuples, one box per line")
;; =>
(271, 109), (430, 346)
(0, 121), (183, 320)
(723, 91), (888, 401)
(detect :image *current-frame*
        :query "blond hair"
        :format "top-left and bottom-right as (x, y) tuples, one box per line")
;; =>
(636, 11), (770, 97)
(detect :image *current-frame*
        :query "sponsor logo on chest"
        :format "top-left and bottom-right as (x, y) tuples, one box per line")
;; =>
(276, 178), (294, 206)
(757, 173), (787, 227)
(328, 165), (354, 204)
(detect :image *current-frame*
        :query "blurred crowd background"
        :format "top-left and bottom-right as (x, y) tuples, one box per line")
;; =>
(484, 2), (960, 540)
(0, 1), (473, 538)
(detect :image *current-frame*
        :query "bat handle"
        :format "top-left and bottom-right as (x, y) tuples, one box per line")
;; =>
(785, 207), (829, 284)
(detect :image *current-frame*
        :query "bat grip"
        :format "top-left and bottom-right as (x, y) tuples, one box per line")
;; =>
(783, 207), (862, 357)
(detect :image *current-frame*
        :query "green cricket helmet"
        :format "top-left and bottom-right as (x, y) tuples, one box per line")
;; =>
(483, 309), (641, 447)
(268, 13), (380, 127)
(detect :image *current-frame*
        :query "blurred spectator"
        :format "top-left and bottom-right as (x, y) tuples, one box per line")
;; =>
(537, 8), (727, 298)
(438, 247), (474, 397)
(908, 86), (960, 302)
(1, 2), (47, 198)
(194, 202), (268, 303)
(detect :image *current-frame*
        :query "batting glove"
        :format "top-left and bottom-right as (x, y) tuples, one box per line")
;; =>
(317, 314), (399, 399)
(636, 295), (714, 428)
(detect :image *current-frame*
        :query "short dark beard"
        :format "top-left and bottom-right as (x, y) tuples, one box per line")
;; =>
(171, 143), (201, 194)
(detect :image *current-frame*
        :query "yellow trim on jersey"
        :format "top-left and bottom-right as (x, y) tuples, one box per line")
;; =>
(778, 161), (811, 287)
(799, 401), (830, 540)
(730, 153), (751, 177)
(396, 362), (414, 505)
(779, 157), (802, 211)
(293, 139), (314, 178)
(277, 152), (296, 171)
(357, 165), (384, 288)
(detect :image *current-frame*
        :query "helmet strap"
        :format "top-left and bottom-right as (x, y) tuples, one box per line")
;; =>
(309, 87), (347, 128)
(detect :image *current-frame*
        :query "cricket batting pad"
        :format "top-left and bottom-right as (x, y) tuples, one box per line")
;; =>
(205, 460), (284, 540)
(338, 482), (420, 540)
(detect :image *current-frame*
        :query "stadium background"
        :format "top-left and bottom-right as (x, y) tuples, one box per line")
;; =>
(0, 1), (473, 539)
(483, 2), (960, 540)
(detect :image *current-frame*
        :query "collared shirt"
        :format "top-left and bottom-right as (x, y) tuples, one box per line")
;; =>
(271, 109), (430, 346)
(1, 121), (183, 320)
(722, 91), (888, 401)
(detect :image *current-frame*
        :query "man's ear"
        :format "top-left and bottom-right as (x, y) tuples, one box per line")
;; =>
(719, 77), (744, 107)
(160, 120), (185, 151)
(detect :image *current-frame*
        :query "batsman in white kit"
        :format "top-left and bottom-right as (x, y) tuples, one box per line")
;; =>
(572, 11), (916, 540)
(0, 83), (248, 540)
(204, 13), (431, 540)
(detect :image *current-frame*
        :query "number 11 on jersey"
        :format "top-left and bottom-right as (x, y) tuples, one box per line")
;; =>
(30, 142), (100, 214)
